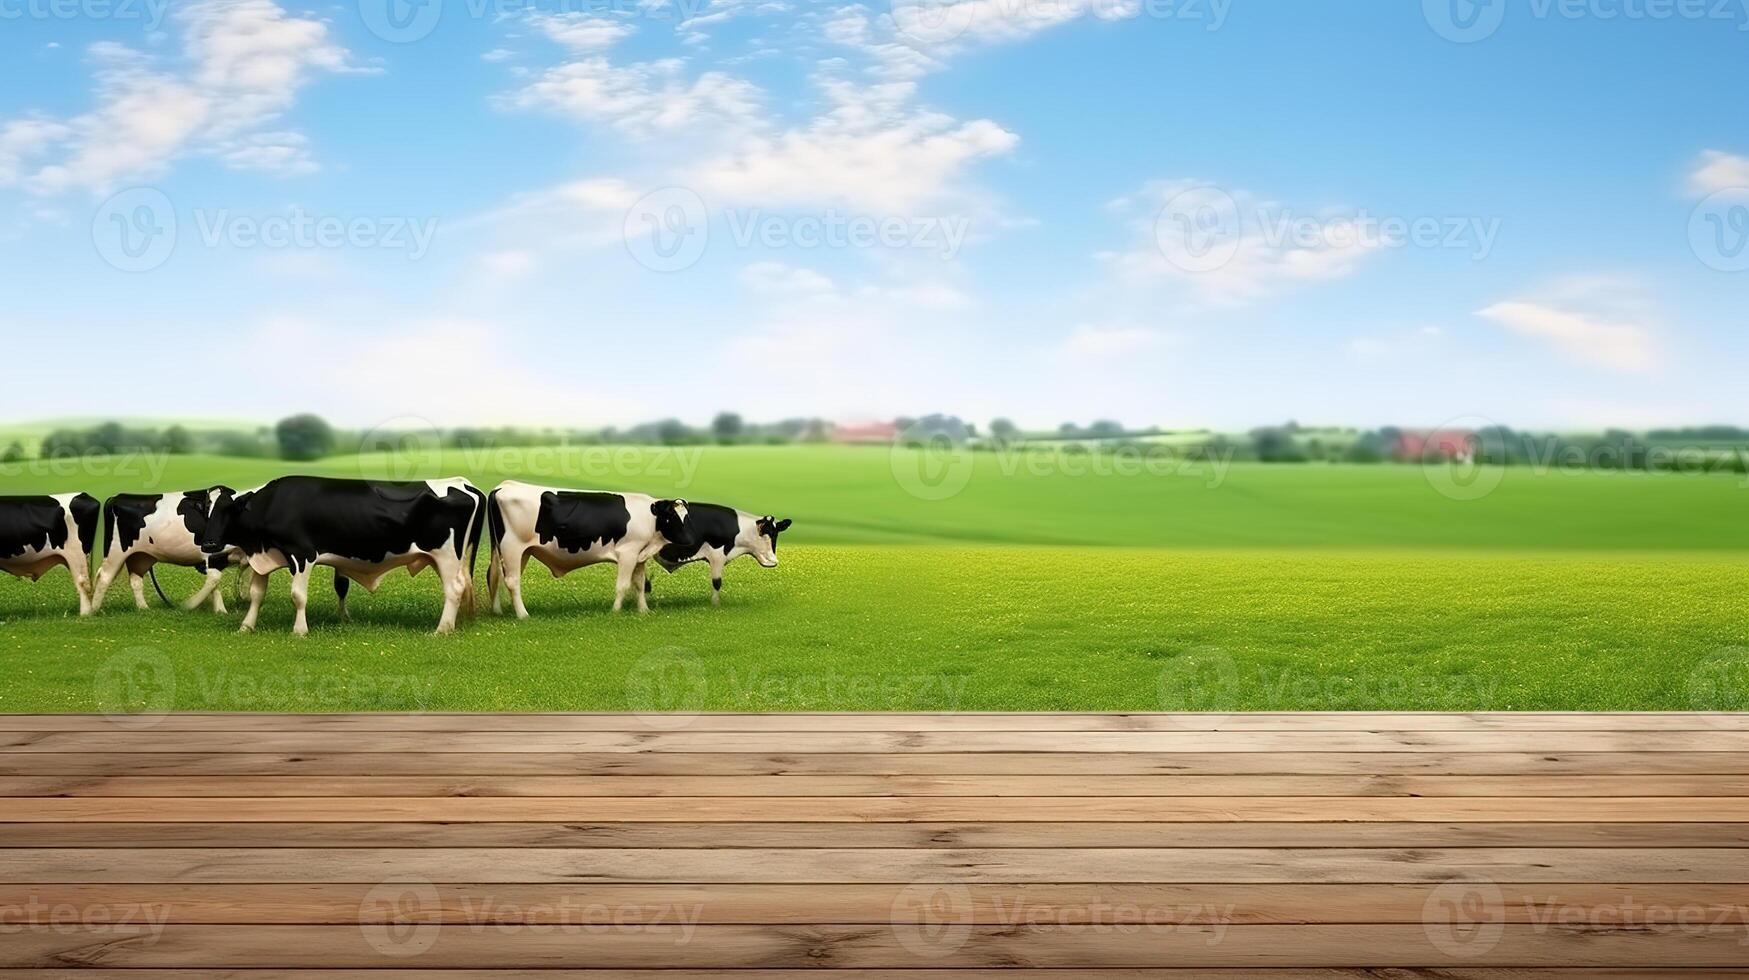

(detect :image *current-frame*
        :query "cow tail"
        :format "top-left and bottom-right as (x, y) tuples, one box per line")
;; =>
(101, 497), (115, 559)
(487, 490), (506, 565)
(466, 486), (487, 581)
(147, 566), (173, 608)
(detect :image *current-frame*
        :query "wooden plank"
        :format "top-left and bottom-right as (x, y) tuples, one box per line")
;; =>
(2, 971), (1742, 980)
(6, 821), (1748, 849)
(7, 846), (1748, 883)
(7, 774), (1749, 797)
(1, 796), (1742, 822)
(3, 882), (1747, 925)
(8, 730), (1749, 753)
(15, 751), (1749, 775)
(6, 712), (1748, 731)
(7, 924), (1749, 968)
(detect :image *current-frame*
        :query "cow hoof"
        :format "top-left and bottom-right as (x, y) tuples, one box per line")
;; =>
(238, 624), (255, 634)
(434, 625), (456, 636)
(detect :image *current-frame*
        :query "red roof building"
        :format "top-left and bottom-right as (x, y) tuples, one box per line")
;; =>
(1394, 429), (1478, 463)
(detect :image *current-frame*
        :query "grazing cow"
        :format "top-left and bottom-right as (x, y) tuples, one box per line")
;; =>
(0, 493), (99, 615)
(648, 501), (791, 606)
(197, 476), (486, 635)
(94, 488), (239, 613)
(485, 480), (687, 618)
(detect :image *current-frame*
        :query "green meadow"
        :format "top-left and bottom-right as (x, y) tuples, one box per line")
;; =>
(2, 445), (1746, 712)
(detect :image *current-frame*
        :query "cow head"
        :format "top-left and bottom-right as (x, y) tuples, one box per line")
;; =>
(196, 488), (241, 555)
(651, 498), (689, 544)
(750, 515), (792, 568)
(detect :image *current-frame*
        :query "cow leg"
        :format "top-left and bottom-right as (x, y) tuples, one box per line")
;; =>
(334, 574), (351, 621)
(92, 550), (126, 612)
(65, 551), (94, 616)
(128, 570), (149, 611)
(238, 571), (266, 632)
(501, 544), (531, 620)
(185, 567), (223, 613)
(289, 566), (312, 637)
(709, 557), (726, 608)
(612, 557), (639, 613)
(631, 561), (650, 614)
(487, 543), (504, 615)
(431, 551), (465, 635)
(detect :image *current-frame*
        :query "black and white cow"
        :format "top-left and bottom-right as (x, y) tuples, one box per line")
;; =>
(484, 480), (687, 618)
(94, 488), (238, 613)
(198, 476), (486, 635)
(0, 493), (100, 614)
(648, 501), (791, 606)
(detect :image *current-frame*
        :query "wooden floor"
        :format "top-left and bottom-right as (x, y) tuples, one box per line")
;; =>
(2, 713), (1748, 977)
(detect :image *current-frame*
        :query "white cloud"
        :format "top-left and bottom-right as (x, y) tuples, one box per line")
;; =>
(1476, 300), (1658, 374)
(1059, 322), (1163, 359)
(1689, 149), (1749, 196)
(1102, 180), (1389, 305)
(479, 249), (539, 283)
(691, 79), (1016, 213)
(528, 11), (637, 51)
(741, 260), (837, 295)
(4, 0), (355, 194)
(826, 0), (1149, 78)
(504, 56), (765, 138)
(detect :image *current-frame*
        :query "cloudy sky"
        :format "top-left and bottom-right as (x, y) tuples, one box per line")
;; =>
(2, 0), (1746, 430)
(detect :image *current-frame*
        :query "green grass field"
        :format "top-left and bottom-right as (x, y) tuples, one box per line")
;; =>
(2, 445), (1746, 712)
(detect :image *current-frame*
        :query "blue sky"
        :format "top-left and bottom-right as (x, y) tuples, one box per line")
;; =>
(2, 0), (1746, 430)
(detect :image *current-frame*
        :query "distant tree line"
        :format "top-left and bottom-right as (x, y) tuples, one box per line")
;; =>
(12, 415), (1748, 475)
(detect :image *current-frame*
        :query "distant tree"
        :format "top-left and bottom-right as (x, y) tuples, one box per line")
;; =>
(85, 421), (125, 455)
(1250, 425), (1306, 463)
(656, 418), (692, 446)
(1058, 422), (1081, 439)
(1087, 420), (1125, 439)
(0, 441), (23, 464)
(901, 414), (972, 446)
(276, 414), (335, 462)
(40, 429), (86, 458)
(989, 418), (1020, 445)
(711, 412), (745, 444)
(163, 425), (192, 455)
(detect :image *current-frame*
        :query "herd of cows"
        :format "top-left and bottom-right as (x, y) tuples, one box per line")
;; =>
(0, 477), (792, 634)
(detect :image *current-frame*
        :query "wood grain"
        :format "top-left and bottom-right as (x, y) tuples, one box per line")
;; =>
(0, 712), (1744, 974)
